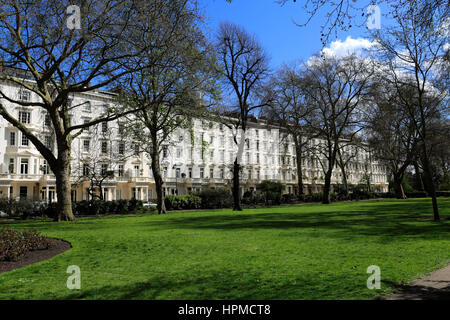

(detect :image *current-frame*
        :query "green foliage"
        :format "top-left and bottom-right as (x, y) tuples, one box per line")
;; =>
(256, 180), (283, 204)
(164, 195), (202, 210)
(402, 176), (415, 193)
(72, 200), (155, 215)
(0, 227), (48, 261)
(196, 188), (232, 209)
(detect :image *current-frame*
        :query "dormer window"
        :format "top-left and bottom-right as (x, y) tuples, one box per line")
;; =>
(83, 101), (91, 112)
(18, 90), (31, 101)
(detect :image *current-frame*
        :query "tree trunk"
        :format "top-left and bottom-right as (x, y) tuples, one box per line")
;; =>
(322, 169), (332, 204)
(393, 173), (406, 199)
(151, 141), (167, 214)
(232, 160), (242, 211)
(421, 156), (440, 221)
(413, 161), (425, 191)
(294, 139), (304, 197)
(336, 149), (349, 196)
(54, 148), (75, 221)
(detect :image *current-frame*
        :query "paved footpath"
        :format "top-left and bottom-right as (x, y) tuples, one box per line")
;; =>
(386, 263), (450, 300)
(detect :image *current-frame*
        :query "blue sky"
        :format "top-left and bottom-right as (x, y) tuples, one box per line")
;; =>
(199, 0), (378, 69)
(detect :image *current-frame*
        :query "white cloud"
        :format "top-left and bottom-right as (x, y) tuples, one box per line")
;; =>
(321, 36), (376, 57)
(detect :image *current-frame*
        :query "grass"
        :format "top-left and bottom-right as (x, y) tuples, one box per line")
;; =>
(0, 198), (449, 300)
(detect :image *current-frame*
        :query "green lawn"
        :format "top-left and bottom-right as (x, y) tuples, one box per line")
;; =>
(0, 198), (449, 300)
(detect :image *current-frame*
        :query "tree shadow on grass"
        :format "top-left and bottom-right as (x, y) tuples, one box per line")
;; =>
(382, 279), (450, 300)
(60, 268), (362, 300)
(140, 201), (450, 241)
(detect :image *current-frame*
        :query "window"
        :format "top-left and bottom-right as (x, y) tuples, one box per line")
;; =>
(134, 165), (140, 177)
(116, 164), (123, 177)
(248, 169), (252, 180)
(210, 136), (214, 144)
(101, 121), (108, 133)
(176, 147), (182, 158)
(220, 150), (224, 163)
(20, 158), (29, 174)
(8, 159), (14, 174)
(103, 104), (109, 113)
(21, 134), (29, 146)
(200, 167), (204, 178)
(19, 90), (31, 101)
(83, 119), (91, 131)
(220, 168), (224, 179)
(210, 168), (214, 178)
(19, 111), (30, 124)
(44, 135), (52, 149)
(9, 132), (15, 146)
(163, 166), (168, 177)
(134, 144), (139, 156)
(83, 140), (90, 152)
(256, 141), (259, 151)
(42, 160), (50, 174)
(257, 153), (260, 164)
(83, 164), (89, 176)
(19, 186), (28, 200)
(83, 101), (91, 112)
(188, 167), (192, 178)
(101, 164), (108, 175)
(101, 141), (108, 154)
(118, 143), (125, 155)
(118, 123), (124, 134)
(44, 114), (51, 126)
(175, 168), (181, 178)
(163, 146), (168, 158)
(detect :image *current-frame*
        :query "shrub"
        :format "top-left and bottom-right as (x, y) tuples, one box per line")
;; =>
(436, 191), (450, 197)
(165, 195), (202, 210)
(196, 188), (232, 209)
(281, 193), (295, 204)
(256, 180), (283, 205)
(0, 227), (49, 261)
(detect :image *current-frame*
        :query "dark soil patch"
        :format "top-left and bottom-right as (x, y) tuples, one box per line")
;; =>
(0, 238), (72, 274)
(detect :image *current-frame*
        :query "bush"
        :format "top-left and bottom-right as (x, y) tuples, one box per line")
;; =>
(165, 195), (202, 210)
(72, 199), (153, 215)
(281, 193), (295, 204)
(196, 188), (232, 209)
(436, 191), (450, 197)
(256, 180), (283, 205)
(0, 227), (48, 261)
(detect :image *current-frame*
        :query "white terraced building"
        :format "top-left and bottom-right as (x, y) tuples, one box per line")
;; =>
(0, 76), (389, 202)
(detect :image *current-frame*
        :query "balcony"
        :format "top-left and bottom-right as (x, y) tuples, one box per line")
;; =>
(0, 173), (43, 182)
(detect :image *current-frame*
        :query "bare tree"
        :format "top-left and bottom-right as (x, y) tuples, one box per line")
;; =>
(302, 54), (374, 204)
(263, 64), (316, 197)
(214, 21), (271, 211)
(365, 74), (420, 199)
(0, 0), (170, 220)
(371, 0), (448, 221)
(118, 0), (217, 214)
